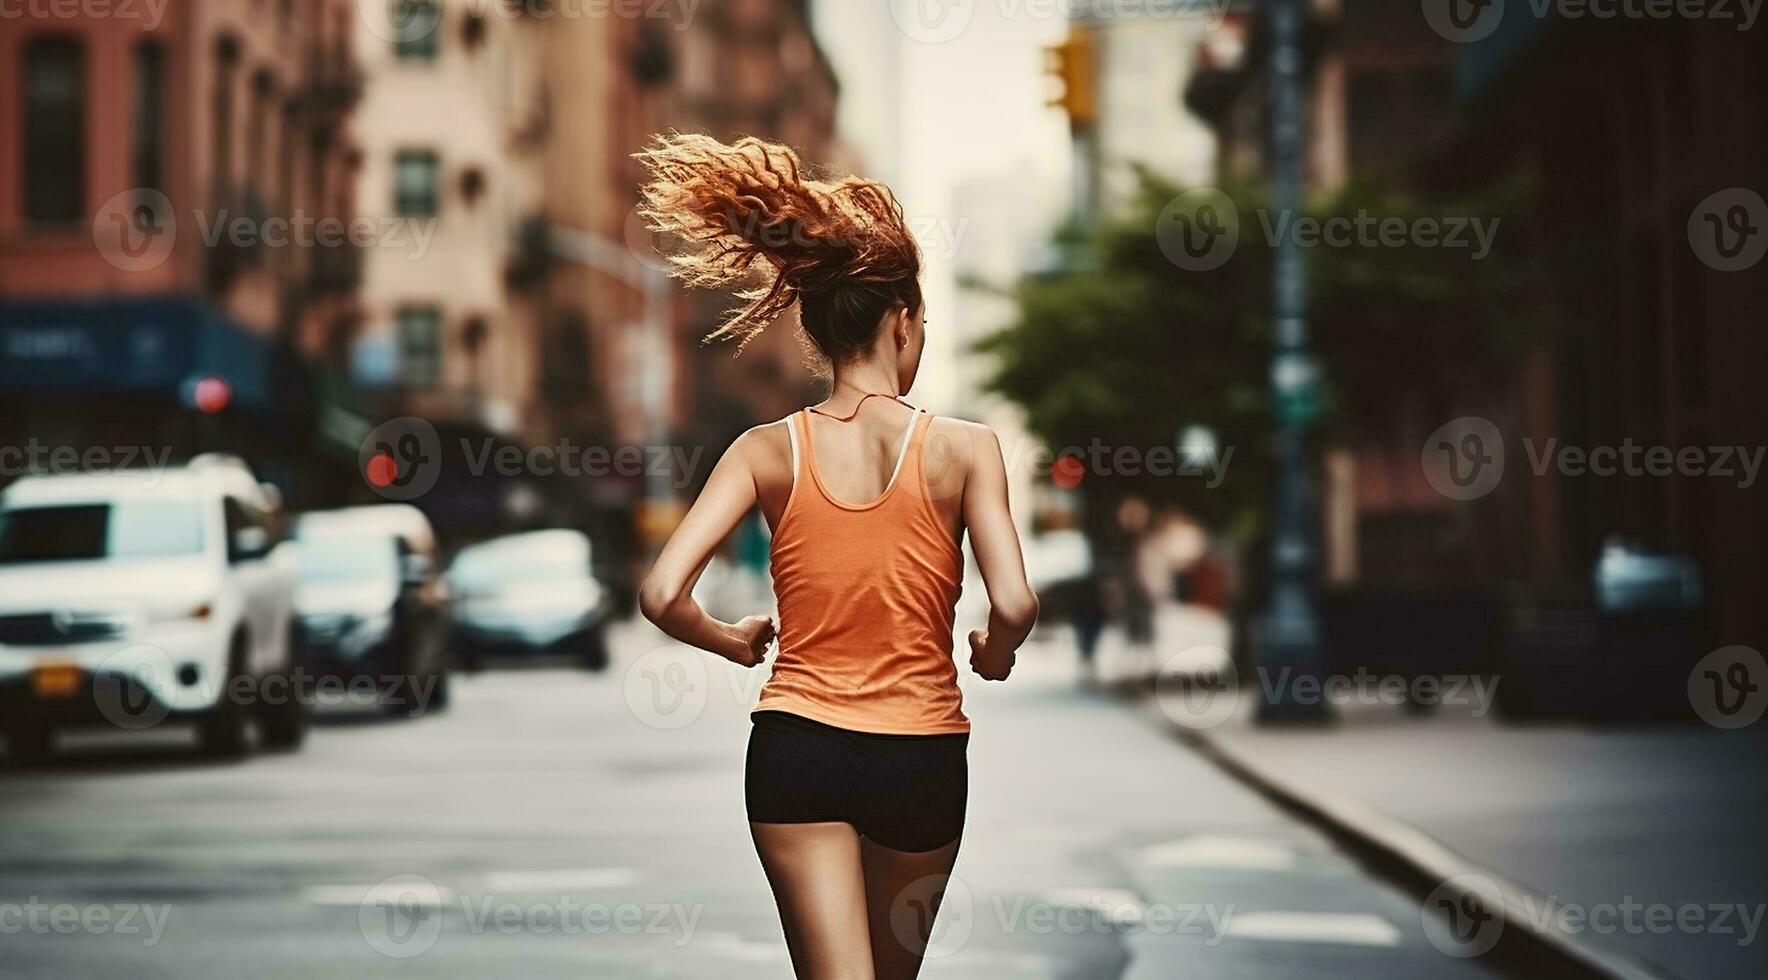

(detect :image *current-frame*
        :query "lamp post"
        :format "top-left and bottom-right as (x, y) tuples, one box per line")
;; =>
(1257, 0), (1330, 724)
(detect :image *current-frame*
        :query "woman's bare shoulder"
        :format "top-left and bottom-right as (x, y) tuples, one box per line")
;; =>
(921, 416), (1005, 495)
(725, 415), (797, 477)
(925, 415), (1001, 454)
(734, 416), (795, 451)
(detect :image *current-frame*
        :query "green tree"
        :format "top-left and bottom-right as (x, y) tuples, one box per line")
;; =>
(977, 169), (1547, 539)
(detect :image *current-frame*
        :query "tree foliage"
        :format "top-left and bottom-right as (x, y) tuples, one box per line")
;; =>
(977, 169), (1548, 535)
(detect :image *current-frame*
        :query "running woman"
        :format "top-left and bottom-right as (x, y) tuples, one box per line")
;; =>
(635, 132), (1039, 980)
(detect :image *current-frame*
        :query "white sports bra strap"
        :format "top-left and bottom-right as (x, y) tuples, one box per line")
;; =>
(885, 409), (921, 492)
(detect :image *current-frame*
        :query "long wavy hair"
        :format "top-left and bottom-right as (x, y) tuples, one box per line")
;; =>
(634, 133), (922, 366)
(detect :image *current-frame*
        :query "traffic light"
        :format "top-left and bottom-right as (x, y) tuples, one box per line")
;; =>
(1045, 26), (1097, 129)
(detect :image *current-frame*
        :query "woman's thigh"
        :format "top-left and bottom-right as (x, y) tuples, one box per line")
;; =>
(751, 820), (875, 980)
(859, 835), (964, 980)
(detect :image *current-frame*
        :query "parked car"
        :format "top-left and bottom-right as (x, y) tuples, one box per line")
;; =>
(1496, 542), (1710, 722)
(292, 505), (451, 717)
(0, 454), (307, 760)
(449, 529), (611, 671)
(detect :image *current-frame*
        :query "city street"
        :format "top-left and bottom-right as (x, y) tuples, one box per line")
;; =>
(3, 624), (1513, 979)
(0, 2), (1760, 979)
(1205, 708), (1768, 979)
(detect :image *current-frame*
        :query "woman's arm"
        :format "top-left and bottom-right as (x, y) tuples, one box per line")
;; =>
(638, 432), (776, 667)
(961, 425), (1039, 681)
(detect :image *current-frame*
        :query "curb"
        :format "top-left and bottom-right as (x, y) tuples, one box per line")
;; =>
(1176, 722), (1681, 980)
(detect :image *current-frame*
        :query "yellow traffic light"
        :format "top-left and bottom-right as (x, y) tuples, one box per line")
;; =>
(1044, 26), (1097, 129)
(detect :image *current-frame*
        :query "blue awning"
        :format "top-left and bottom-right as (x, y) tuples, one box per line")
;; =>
(0, 298), (278, 411)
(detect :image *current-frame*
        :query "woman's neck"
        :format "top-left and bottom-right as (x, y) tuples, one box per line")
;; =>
(828, 360), (900, 403)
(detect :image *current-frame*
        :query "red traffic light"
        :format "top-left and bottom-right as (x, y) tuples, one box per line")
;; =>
(192, 376), (233, 414)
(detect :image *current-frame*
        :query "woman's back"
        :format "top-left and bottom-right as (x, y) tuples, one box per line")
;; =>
(749, 398), (963, 535)
(752, 398), (970, 735)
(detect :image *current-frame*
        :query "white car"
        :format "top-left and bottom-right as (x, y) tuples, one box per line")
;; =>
(449, 530), (610, 671)
(0, 455), (307, 760)
(293, 505), (452, 716)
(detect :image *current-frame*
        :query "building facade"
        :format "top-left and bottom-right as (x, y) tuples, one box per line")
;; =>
(1432, 13), (1768, 647)
(347, 0), (548, 441)
(0, 0), (363, 500)
(1091, 15), (1220, 208)
(1182, 2), (1764, 668)
(537, 0), (839, 480)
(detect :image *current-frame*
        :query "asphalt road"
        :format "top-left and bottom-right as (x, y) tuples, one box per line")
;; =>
(1, 623), (1520, 979)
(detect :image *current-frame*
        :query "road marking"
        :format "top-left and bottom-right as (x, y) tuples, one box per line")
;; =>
(690, 931), (788, 962)
(1139, 835), (1298, 871)
(302, 880), (452, 908)
(1040, 887), (1145, 927)
(1223, 912), (1401, 947)
(481, 868), (638, 892)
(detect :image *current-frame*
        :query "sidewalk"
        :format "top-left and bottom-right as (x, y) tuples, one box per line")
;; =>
(1184, 700), (1768, 980)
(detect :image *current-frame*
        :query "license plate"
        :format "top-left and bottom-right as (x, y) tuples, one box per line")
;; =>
(32, 663), (83, 700)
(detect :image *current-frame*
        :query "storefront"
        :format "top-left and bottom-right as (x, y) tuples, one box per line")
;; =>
(0, 298), (334, 499)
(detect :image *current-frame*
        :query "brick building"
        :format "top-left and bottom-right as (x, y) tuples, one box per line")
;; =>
(0, 0), (364, 500)
(537, 0), (839, 470)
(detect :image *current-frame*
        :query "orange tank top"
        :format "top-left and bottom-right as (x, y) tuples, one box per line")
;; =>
(755, 407), (968, 735)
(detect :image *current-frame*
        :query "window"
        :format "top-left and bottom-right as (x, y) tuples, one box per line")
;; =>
(279, 105), (298, 214)
(461, 11), (488, 50)
(213, 37), (240, 190)
(247, 72), (275, 200)
(132, 43), (165, 194)
(297, 535), (399, 585)
(0, 502), (205, 564)
(397, 306), (444, 387)
(222, 497), (273, 563)
(24, 39), (86, 224)
(310, 129), (334, 218)
(392, 0), (442, 61)
(393, 150), (441, 217)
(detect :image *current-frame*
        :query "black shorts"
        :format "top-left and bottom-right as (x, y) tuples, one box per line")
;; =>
(745, 710), (969, 853)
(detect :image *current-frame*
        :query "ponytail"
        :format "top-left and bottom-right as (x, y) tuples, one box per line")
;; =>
(634, 132), (922, 361)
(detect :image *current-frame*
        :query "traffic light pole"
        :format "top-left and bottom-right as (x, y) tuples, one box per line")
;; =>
(1257, 0), (1330, 724)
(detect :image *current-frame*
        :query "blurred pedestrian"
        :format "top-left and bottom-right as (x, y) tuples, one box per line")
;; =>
(1116, 496), (1156, 647)
(634, 134), (1039, 980)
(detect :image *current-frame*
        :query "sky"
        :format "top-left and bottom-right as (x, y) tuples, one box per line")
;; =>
(811, 1), (1075, 411)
